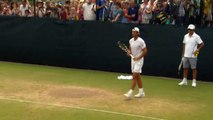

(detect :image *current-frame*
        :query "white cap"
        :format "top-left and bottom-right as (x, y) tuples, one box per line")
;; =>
(187, 24), (195, 30)
(132, 27), (140, 32)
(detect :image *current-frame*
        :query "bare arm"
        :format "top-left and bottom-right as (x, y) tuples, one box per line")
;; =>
(197, 42), (204, 51)
(194, 42), (204, 55)
(111, 13), (121, 22)
(92, 4), (96, 12)
(97, 4), (105, 9)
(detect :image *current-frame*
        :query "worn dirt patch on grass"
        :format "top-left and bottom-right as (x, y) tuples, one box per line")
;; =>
(0, 79), (200, 118)
(0, 79), (117, 107)
(48, 87), (106, 98)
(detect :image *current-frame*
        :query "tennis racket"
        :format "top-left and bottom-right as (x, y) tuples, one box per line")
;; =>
(117, 41), (134, 58)
(178, 59), (183, 75)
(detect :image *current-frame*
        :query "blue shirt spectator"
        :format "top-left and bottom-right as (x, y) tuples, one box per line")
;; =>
(96, 0), (107, 21)
(128, 0), (139, 23)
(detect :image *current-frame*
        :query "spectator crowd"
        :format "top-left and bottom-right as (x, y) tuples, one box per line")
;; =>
(0, 0), (212, 27)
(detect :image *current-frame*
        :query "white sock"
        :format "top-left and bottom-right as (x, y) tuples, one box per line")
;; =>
(193, 79), (196, 82)
(183, 78), (187, 82)
(128, 89), (133, 94)
(139, 88), (144, 93)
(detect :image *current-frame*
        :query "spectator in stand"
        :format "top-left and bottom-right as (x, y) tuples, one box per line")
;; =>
(0, 0), (211, 27)
(69, 6), (78, 20)
(3, 5), (11, 15)
(164, 0), (178, 25)
(96, 0), (107, 21)
(139, 0), (153, 24)
(108, 0), (117, 21)
(59, 6), (68, 21)
(103, 0), (110, 21)
(19, 0), (30, 16)
(36, 0), (45, 18)
(153, 1), (164, 24)
(65, 0), (70, 8)
(51, 7), (58, 18)
(185, 0), (200, 26)
(148, 0), (156, 24)
(127, 0), (139, 23)
(10, 2), (19, 16)
(45, 1), (53, 18)
(25, 9), (32, 17)
(81, 0), (96, 20)
(121, 1), (130, 23)
(176, 0), (186, 26)
(111, 2), (123, 22)
(0, 3), (2, 15)
(195, 0), (201, 26)
(188, 0), (200, 24)
(56, 3), (62, 19)
(77, 0), (84, 20)
(203, 0), (212, 27)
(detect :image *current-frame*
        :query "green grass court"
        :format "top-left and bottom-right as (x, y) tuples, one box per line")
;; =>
(0, 61), (212, 120)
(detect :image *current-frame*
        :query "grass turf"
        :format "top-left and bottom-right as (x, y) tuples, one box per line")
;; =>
(0, 61), (212, 120)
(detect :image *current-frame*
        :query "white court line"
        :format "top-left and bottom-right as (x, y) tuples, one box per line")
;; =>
(0, 96), (167, 120)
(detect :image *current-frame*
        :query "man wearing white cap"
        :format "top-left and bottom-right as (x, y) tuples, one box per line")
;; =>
(124, 27), (148, 99)
(178, 24), (204, 87)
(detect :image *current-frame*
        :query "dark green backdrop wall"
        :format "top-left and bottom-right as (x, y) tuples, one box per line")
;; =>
(0, 16), (212, 81)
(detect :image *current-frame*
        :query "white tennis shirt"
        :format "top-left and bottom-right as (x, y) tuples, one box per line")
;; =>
(129, 37), (146, 58)
(183, 33), (203, 58)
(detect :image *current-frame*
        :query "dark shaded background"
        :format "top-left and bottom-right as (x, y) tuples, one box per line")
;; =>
(0, 16), (212, 81)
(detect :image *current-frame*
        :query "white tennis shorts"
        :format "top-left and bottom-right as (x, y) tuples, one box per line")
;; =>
(131, 58), (144, 73)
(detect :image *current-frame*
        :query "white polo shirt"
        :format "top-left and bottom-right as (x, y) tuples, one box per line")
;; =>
(129, 37), (146, 59)
(183, 33), (203, 58)
(82, 3), (96, 20)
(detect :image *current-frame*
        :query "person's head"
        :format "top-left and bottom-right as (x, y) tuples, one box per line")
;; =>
(115, 2), (121, 9)
(87, 0), (92, 4)
(187, 24), (195, 35)
(65, 0), (70, 5)
(112, 0), (117, 3)
(10, 2), (17, 9)
(25, 9), (30, 16)
(144, 0), (149, 3)
(129, 0), (135, 7)
(23, 1), (27, 7)
(37, 0), (43, 7)
(122, 1), (129, 9)
(156, 1), (162, 8)
(132, 27), (140, 38)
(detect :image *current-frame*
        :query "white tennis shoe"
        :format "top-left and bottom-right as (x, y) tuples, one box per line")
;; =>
(178, 80), (187, 86)
(192, 80), (196, 87)
(124, 92), (133, 99)
(134, 92), (145, 98)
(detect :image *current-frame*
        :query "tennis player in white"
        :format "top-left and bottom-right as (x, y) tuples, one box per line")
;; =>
(124, 27), (148, 99)
(178, 24), (204, 87)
